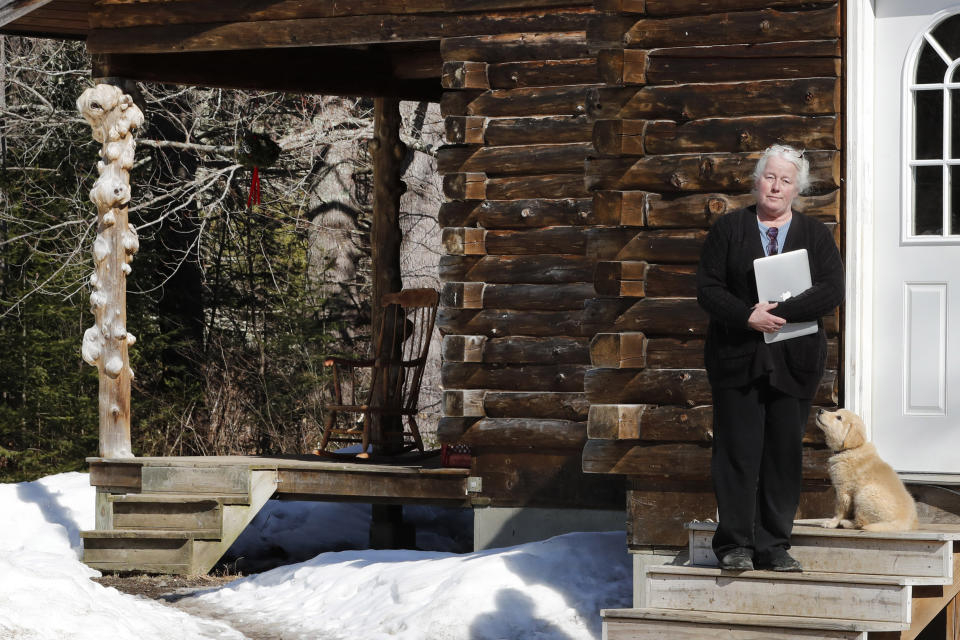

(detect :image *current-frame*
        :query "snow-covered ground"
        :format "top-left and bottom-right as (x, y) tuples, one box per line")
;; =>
(0, 473), (631, 639)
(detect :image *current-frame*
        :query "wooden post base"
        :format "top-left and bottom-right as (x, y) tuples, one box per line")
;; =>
(369, 504), (416, 550)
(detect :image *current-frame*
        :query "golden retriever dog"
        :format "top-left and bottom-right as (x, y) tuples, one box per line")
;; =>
(816, 408), (918, 532)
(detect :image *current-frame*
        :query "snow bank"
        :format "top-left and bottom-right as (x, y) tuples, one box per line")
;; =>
(181, 531), (631, 640)
(0, 473), (242, 639)
(0, 473), (630, 640)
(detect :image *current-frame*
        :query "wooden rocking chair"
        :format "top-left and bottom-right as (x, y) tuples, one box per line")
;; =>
(318, 288), (439, 459)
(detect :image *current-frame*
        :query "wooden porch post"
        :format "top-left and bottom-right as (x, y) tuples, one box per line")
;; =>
(370, 97), (406, 455)
(77, 84), (143, 459)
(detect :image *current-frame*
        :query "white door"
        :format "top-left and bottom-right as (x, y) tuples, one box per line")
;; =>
(873, 1), (960, 473)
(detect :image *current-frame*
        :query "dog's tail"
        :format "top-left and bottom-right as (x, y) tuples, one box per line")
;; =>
(862, 517), (918, 532)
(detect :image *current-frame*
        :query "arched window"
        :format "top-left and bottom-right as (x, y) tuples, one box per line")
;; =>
(906, 12), (960, 240)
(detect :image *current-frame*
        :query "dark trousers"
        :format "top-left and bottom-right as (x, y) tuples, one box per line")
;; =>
(710, 378), (811, 560)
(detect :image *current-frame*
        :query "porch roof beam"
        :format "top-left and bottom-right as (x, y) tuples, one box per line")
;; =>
(86, 8), (591, 55)
(92, 46), (444, 102)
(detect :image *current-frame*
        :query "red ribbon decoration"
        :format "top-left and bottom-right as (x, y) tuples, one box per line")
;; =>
(247, 166), (261, 208)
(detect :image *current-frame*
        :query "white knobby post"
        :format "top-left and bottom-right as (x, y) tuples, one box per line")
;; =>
(77, 84), (144, 459)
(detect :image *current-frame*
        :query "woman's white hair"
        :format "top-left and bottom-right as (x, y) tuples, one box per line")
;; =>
(753, 144), (810, 194)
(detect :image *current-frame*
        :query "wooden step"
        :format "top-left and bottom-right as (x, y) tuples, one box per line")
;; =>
(108, 493), (238, 532)
(109, 492), (250, 505)
(602, 608), (902, 640)
(83, 470), (278, 574)
(81, 528), (222, 540)
(643, 565), (912, 627)
(81, 529), (220, 575)
(687, 521), (956, 584)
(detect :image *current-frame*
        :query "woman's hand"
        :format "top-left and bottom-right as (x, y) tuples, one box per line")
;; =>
(748, 302), (786, 333)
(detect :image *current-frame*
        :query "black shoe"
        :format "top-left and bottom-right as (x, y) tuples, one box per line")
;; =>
(718, 547), (754, 571)
(757, 548), (802, 572)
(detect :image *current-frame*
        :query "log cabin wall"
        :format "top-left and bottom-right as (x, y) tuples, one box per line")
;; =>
(436, 3), (628, 510)
(580, 0), (845, 547)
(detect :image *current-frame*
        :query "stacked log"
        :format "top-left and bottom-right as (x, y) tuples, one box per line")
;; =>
(582, 0), (844, 547)
(438, 4), (627, 510)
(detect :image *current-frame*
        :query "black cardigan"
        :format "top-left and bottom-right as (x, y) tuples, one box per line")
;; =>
(696, 206), (845, 398)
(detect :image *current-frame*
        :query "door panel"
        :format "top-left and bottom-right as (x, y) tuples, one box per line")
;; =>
(903, 282), (947, 415)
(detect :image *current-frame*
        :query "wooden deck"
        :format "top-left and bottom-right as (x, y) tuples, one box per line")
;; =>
(88, 454), (475, 506)
(82, 454), (476, 574)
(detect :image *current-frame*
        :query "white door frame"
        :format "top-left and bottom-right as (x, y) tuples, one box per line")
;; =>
(847, 0), (960, 481)
(844, 0), (876, 429)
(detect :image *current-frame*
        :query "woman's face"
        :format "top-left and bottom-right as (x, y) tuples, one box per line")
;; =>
(755, 155), (799, 219)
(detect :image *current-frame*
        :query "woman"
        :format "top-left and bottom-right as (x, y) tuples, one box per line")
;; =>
(696, 145), (844, 572)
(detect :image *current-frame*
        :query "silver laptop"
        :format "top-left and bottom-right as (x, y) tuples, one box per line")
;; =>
(753, 249), (818, 344)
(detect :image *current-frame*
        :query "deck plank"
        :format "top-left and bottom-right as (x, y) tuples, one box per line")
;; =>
(87, 455), (472, 505)
(602, 608), (899, 632)
(645, 566), (912, 626)
(687, 522), (953, 582)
